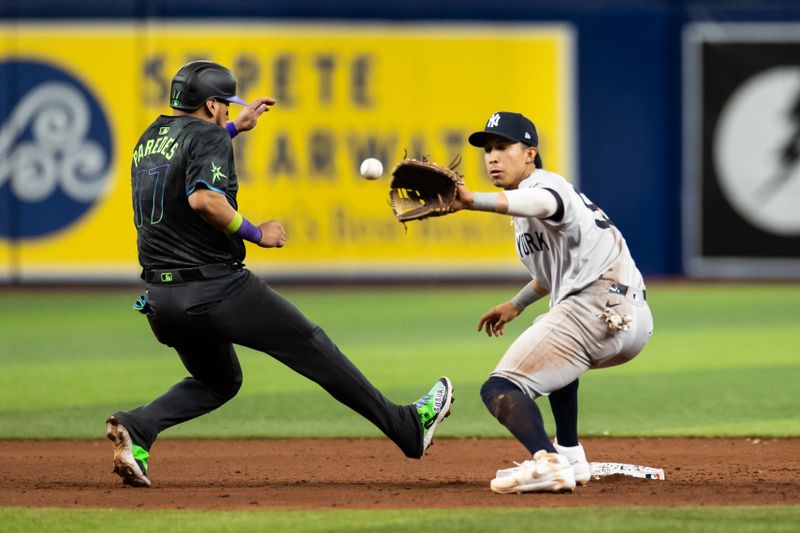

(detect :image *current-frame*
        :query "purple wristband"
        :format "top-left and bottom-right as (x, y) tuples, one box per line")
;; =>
(234, 217), (262, 243)
(225, 121), (238, 138)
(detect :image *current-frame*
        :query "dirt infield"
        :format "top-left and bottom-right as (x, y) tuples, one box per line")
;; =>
(1, 437), (798, 509)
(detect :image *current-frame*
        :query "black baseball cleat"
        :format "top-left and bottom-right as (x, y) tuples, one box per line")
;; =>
(106, 417), (151, 487)
(413, 377), (454, 454)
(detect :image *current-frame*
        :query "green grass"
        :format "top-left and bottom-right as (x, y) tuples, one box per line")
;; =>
(2, 506), (799, 533)
(2, 284), (798, 530)
(0, 283), (798, 439)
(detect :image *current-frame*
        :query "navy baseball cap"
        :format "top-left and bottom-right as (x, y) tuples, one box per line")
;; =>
(468, 112), (538, 148)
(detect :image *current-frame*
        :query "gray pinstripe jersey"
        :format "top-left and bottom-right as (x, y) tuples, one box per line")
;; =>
(513, 169), (644, 306)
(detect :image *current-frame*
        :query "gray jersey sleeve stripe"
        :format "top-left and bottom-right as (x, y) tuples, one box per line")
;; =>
(543, 188), (564, 222)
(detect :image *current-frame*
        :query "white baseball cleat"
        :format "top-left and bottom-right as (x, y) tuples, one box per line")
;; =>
(554, 440), (591, 486)
(106, 417), (151, 487)
(490, 450), (576, 494)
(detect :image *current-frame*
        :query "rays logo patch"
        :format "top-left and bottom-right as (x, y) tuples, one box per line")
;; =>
(211, 162), (227, 183)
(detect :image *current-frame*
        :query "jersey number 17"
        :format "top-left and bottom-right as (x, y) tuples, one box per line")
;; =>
(133, 164), (170, 227)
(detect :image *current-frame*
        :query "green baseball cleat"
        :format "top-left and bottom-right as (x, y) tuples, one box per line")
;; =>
(414, 377), (454, 454)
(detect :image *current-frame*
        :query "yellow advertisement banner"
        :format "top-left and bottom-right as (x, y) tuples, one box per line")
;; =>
(0, 23), (574, 280)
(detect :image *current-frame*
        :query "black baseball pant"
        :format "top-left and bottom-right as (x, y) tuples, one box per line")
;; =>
(113, 268), (423, 458)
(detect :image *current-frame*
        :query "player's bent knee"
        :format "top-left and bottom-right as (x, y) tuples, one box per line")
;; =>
(207, 369), (243, 401)
(480, 376), (525, 421)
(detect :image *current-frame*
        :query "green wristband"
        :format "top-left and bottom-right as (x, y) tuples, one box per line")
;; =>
(225, 212), (244, 235)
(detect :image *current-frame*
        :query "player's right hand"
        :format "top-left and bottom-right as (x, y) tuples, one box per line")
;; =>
(258, 219), (287, 248)
(477, 302), (522, 337)
(233, 97), (277, 133)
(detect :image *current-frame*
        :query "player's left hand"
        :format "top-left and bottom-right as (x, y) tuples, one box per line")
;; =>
(450, 183), (473, 212)
(233, 97), (277, 133)
(258, 219), (287, 248)
(477, 302), (522, 337)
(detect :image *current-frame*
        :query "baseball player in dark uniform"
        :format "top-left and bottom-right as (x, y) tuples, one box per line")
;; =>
(450, 111), (653, 493)
(106, 60), (453, 487)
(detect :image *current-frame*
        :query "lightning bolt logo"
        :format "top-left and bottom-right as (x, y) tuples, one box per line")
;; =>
(757, 89), (800, 199)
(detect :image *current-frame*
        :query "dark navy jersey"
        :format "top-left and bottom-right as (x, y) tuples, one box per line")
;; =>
(131, 115), (245, 268)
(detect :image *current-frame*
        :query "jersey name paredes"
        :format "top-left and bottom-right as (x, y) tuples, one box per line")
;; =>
(131, 115), (245, 269)
(513, 169), (644, 306)
(132, 128), (179, 166)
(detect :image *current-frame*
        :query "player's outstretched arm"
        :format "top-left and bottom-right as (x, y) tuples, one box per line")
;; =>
(455, 184), (557, 218)
(228, 97), (277, 136)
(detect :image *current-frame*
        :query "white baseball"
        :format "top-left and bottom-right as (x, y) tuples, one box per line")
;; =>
(360, 158), (383, 180)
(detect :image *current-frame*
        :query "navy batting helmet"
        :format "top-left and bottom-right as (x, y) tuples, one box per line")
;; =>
(169, 60), (247, 111)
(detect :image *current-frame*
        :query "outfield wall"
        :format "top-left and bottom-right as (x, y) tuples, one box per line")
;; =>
(1, 1), (799, 281)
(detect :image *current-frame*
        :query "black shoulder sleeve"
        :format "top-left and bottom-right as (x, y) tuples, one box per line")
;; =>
(543, 187), (564, 222)
(184, 125), (234, 196)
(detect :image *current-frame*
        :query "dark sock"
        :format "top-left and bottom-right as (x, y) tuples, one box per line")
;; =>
(480, 376), (555, 455)
(548, 378), (579, 447)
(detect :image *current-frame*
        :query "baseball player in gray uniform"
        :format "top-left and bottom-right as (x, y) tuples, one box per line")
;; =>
(451, 111), (653, 493)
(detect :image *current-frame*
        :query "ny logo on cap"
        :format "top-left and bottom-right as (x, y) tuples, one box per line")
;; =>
(487, 113), (501, 128)
(524, 132), (531, 139)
